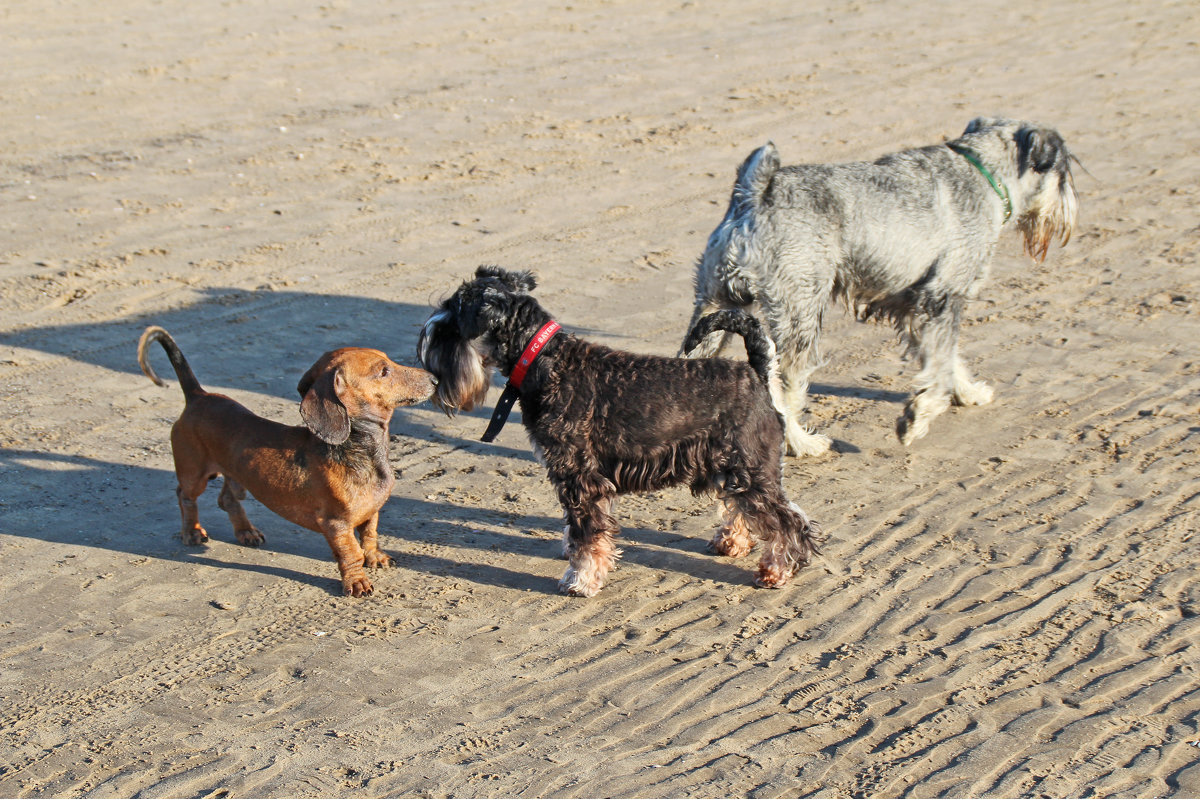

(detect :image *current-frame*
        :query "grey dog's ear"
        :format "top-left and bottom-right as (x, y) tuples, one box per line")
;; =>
(475, 265), (536, 293)
(1016, 126), (1066, 174)
(299, 366), (351, 445)
(733, 142), (780, 210)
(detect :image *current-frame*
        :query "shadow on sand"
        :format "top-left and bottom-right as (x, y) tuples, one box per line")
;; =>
(1, 447), (756, 597)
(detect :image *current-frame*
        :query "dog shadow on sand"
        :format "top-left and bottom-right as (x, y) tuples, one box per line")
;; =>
(1, 286), (453, 401)
(0, 284), (624, 459)
(0, 284), (611, 400)
(0, 448), (762, 599)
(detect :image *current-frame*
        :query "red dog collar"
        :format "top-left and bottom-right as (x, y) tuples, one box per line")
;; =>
(509, 321), (561, 388)
(481, 321), (561, 442)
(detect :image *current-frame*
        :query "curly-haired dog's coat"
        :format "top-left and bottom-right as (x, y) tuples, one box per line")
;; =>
(418, 266), (822, 597)
(683, 117), (1078, 455)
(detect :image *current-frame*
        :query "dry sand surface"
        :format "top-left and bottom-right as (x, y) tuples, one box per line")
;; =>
(2, 0), (1199, 796)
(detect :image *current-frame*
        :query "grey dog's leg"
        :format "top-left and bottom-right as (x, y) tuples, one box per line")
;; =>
(898, 308), (962, 445)
(766, 292), (833, 457)
(951, 353), (995, 407)
(777, 348), (833, 456)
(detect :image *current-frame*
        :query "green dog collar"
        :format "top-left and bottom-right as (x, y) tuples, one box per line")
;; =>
(948, 142), (1012, 223)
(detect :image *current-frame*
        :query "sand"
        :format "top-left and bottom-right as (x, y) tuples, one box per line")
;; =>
(2, 0), (1199, 796)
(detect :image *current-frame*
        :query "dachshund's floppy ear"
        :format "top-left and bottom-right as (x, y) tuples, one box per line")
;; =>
(297, 364), (317, 398)
(298, 365), (351, 445)
(475, 264), (536, 293)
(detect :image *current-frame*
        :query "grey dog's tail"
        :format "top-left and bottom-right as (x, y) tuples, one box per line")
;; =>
(138, 326), (204, 398)
(681, 310), (776, 385)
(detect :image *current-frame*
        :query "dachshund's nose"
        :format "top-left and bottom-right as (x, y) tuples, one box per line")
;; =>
(429, 374), (439, 387)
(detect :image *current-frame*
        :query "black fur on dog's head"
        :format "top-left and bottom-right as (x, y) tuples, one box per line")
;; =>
(417, 265), (551, 414)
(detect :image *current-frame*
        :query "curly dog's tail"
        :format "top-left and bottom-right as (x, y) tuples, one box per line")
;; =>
(681, 309), (776, 386)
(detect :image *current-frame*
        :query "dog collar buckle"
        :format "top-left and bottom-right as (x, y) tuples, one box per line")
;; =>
(481, 320), (561, 443)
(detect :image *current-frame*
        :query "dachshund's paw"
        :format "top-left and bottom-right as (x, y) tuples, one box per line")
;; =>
(363, 549), (392, 569)
(182, 526), (209, 545)
(235, 526), (265, 547)
(341, 570), (374, 597)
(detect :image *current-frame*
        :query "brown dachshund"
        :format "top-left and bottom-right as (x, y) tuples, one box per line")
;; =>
(138, 326), (436, 596)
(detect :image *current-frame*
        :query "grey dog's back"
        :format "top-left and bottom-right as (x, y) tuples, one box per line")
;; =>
(744, 143), (1002, 297)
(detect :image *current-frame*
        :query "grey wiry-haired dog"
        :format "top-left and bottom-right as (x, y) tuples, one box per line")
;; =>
(419, 266), (822, 597)
(682, 117), (1078, 455)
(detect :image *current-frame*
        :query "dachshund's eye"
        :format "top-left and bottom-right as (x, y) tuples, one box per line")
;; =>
(380, 365), (390, 378)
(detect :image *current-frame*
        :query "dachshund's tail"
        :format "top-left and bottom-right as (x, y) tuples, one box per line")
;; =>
(138, 326), (204, 397)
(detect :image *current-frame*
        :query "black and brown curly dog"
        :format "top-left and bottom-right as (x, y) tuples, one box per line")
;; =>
(418, 265), (822, 597)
